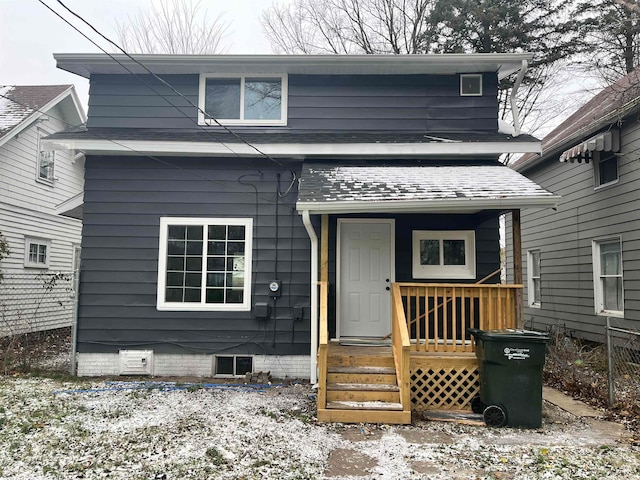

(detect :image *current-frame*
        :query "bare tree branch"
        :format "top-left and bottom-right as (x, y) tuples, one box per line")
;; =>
(115, 0), (230, 54)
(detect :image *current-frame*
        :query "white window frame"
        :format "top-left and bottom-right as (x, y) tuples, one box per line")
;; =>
(460, 74), (483, 96)
(36, 128), (55, 185)
(527, 249), (541, 308)
(157, 217), (253, 311)
(594, 151), (619, 189)
(198, 74), (288, 126)
(24, 236), (50, 269)
(412, 230), (476, 279)
(592, 237), (624, 317)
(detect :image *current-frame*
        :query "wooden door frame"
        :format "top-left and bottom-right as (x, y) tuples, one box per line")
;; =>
(336, 218), (396, 340)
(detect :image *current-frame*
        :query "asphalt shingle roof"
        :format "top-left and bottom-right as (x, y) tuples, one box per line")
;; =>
(0, 85), (72, 140)
(512, 68), (640, 170)
(298, 163), (556, 204)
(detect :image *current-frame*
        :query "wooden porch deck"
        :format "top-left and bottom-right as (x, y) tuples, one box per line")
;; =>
(316, 282), (521, 424)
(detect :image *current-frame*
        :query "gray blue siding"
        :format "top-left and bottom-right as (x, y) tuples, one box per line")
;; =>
(78, 156), (312, 355)
(86, 73), (498, 131)
(507, 121), (640, 342)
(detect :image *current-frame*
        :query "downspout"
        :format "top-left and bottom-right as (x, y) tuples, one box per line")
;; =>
(301, 210), (318, 384)
(510, 59), (528, 137)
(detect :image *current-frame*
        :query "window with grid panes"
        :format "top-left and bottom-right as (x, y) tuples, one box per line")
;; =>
(157, 218), (252, 311)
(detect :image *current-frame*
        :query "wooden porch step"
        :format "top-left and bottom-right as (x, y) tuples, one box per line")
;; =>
(318, 408), (411, 424)
(327, 366), (396, 375)
(327, 383), (400, 392)
(326, 400), (403, 411)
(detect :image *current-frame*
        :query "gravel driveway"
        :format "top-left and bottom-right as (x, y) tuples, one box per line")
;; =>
(0, 377), (638, 479)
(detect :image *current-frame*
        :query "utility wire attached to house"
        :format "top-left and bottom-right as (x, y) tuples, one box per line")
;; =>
(47, 0), (291, 174)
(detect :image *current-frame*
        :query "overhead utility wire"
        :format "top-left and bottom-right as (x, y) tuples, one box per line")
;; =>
(33, 2), (296, 208)
(36, 0), (238, 159)
(52, 0), (290, 171)
(0, 92), (289, 210)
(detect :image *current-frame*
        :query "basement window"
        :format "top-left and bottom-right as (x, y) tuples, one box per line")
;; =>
(215, 355), (253, 377)
(460, 74), (482, 96)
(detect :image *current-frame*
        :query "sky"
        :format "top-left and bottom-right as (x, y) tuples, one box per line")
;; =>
(0, 0), (282, 110)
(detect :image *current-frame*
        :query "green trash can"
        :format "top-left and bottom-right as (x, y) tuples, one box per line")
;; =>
(468, 328), (549, 428)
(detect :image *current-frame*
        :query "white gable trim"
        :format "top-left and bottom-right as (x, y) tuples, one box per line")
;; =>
(0, 87), (87, 149)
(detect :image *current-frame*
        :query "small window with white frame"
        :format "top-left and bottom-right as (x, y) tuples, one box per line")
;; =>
(157, 217), (253, 311)
(594, 151), (619, 188)
(24, 237), (50, 268)
(37, 129), (55, 184)
(527, 250), (541, 307)
(412, 230), (476, 279)
(198, 74), (287, 126)
(460, 74), (482, 96)
(592, 238), (623, 316)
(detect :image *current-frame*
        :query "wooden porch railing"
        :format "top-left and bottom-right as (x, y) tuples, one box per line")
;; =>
(317, 281), (329, 410)
(391, 283), (412, 414)
(396, 283), (522, 353)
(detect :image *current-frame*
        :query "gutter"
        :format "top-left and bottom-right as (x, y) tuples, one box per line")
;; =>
(301, 210), (318, 384)
(510, 59), (528, 137)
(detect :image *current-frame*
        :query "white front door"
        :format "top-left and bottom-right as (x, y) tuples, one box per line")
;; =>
(338, 219), (394, 338)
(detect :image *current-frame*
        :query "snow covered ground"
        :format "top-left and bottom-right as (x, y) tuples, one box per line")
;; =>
(0, 377), (638, 479)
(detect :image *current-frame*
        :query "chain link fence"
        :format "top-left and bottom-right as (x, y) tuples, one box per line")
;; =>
(0, 271), (77, 337)
(606, 317), (640, 409)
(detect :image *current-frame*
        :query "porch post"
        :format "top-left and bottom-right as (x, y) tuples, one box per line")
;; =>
(512, 209), (524, 329)
(321, 214), (329, 283)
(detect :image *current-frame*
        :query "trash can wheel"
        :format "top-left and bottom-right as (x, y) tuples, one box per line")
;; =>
(471, 395), (485, 414)
(483, 405), (506, 427)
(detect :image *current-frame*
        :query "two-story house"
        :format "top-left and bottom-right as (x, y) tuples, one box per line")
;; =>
(46, 54), (558, 423)
(508, 69), (640, 343)
(0, 85), (85, 336)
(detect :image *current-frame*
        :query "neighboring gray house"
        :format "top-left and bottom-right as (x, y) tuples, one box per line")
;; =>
(508, 69), (640, 342)
(0, 85), (86, 336)
(46, 53), (558, 419)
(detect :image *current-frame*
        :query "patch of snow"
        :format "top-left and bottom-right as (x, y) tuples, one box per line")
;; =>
(0, 86), (32, 132)
(0, 378), (638, 480)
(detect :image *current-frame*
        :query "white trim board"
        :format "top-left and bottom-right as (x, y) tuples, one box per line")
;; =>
(42, 138), (542, 157)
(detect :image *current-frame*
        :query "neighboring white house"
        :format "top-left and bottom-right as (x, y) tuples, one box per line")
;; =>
(0, 85), (86, 335)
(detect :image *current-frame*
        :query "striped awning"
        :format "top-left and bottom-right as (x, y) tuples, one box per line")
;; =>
(559, 129), (620, 163)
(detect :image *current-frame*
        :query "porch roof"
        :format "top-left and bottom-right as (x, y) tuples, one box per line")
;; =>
(296, 163), (560, 214)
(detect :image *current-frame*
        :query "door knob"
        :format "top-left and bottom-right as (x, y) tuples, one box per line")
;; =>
(386, 286), (390, 291)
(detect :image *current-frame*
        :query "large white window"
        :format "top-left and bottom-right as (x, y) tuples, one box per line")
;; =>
(412, 230), (475, 279)
(37, 129), (55, 184)
(527, 250), (541, 307)
(24, 237), (50, 269)
(198, 74), (287, 126)
(592, 238), (623, 316)
(157, 217), (253, 311)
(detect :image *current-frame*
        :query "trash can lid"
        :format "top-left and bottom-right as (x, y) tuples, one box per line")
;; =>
(468, 328), (549, 342)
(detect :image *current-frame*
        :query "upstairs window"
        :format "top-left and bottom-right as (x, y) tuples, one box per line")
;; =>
(460, 74), (482, 96)
(412, 230), (476, 279)
(37, 129), (55, 184)
(199, 75), (287, 126)
(595, 152), (618, 187)
(157, 217), (253, 311)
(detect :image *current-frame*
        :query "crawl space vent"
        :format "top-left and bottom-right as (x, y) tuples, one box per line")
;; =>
(119, 350), (154, 375)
